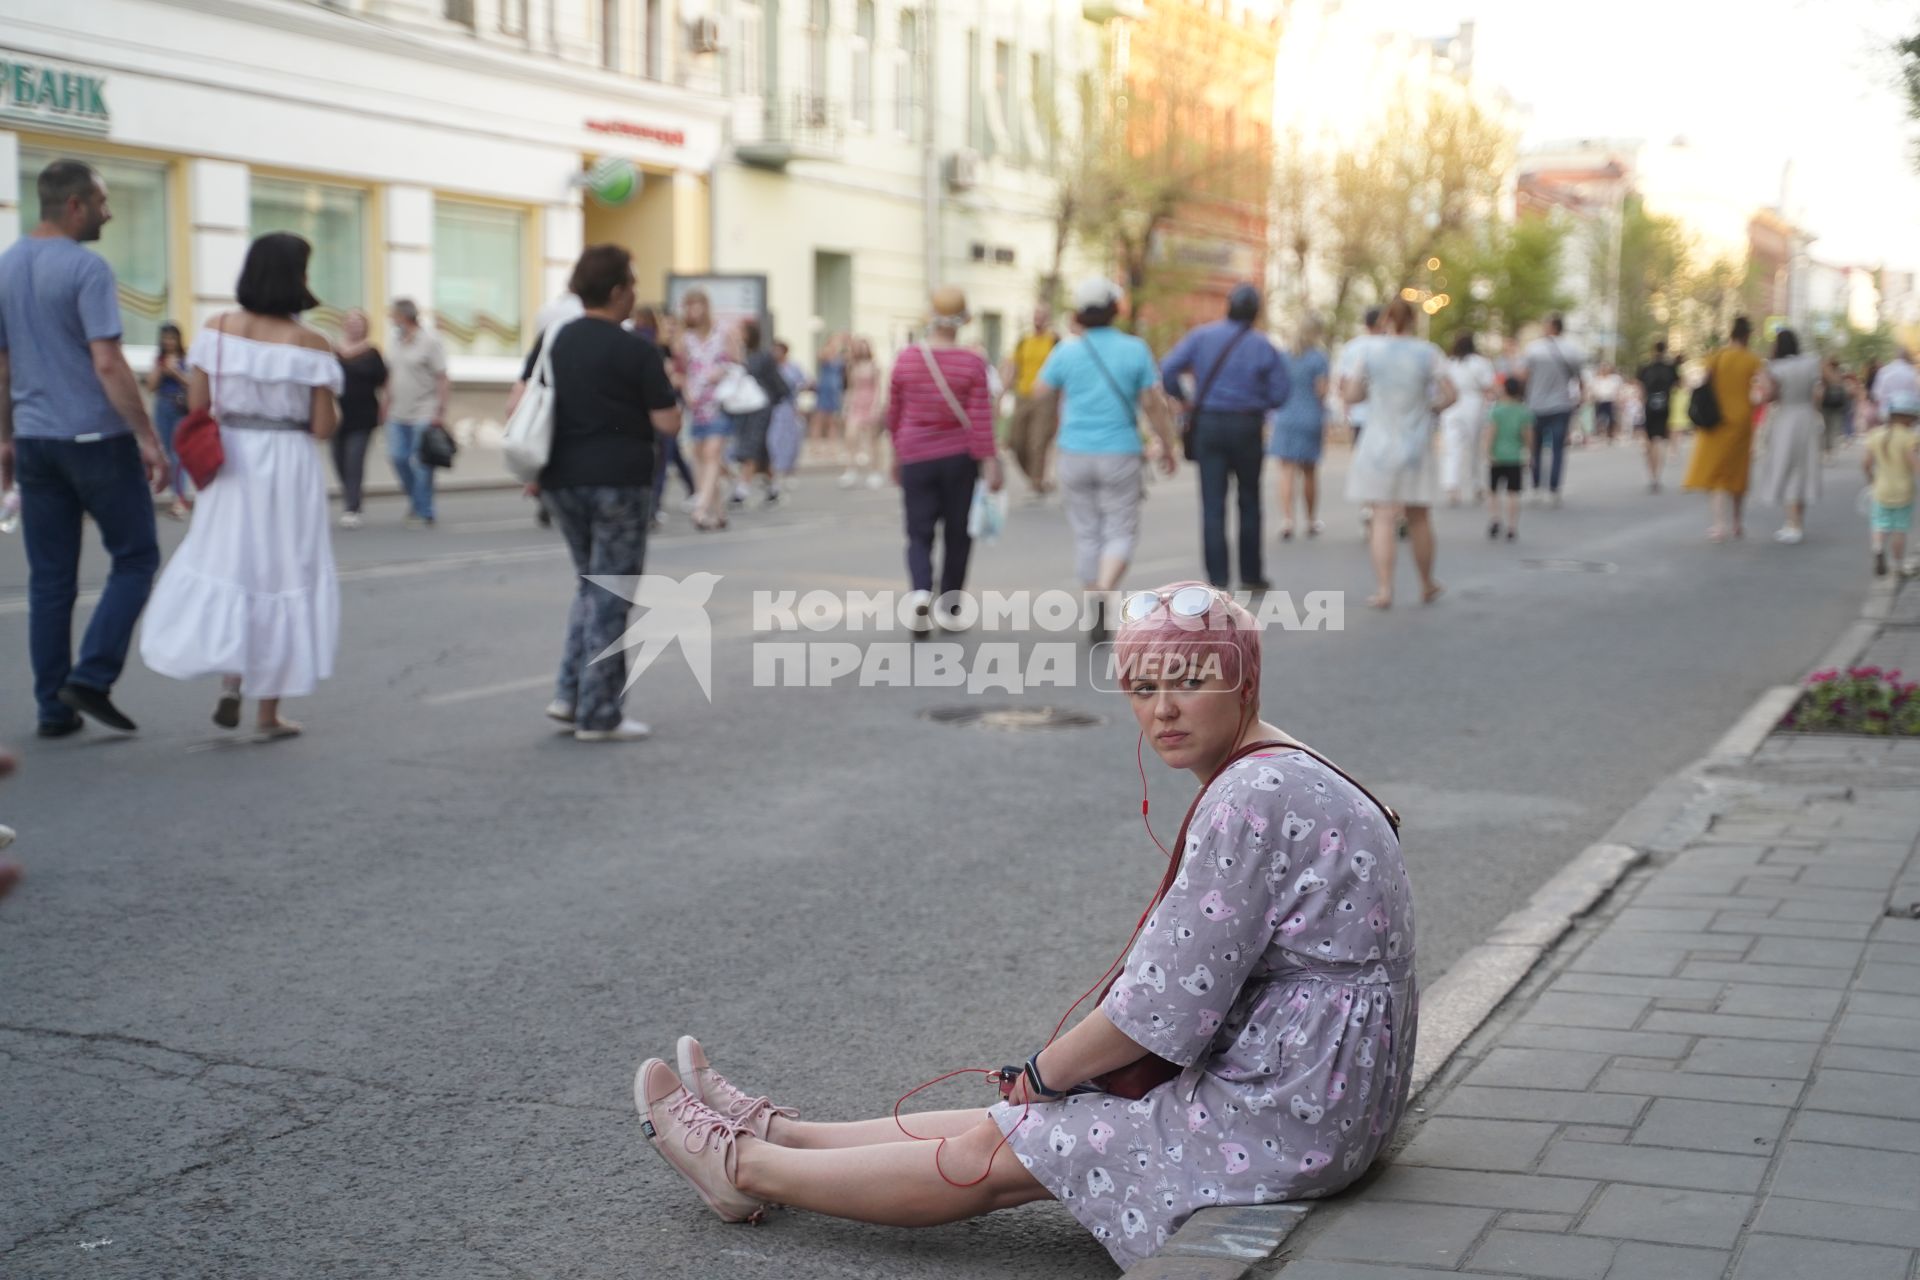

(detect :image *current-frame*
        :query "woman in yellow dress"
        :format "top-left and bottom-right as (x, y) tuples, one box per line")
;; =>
(1682, 316), (1767, 541)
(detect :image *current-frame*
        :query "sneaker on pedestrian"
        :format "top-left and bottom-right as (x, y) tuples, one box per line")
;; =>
(676, 1036), (797, 1140)
(764, 486), (781, 505)
(1550, 492), (1563, 508)
(544, 699), (576, 725)
(634, 1058), (767, 1223)
(36, 716), (83, 739)
(338, 511), (363, 529)
(865, 471), (884, 490)
(905, 589), (933, 634)
(729, 483), (748, 507)
(1773, 527), (1804, 544)
(575, 718), (650, 742)
(934, 601), (968, 632)
(56, 684), (136, 733)
(1308, 519), (1325, 538)
(837, 469), (860, 489)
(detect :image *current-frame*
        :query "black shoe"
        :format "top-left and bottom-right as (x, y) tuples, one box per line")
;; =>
(1488, 521), (1501, 539)
(36, 715), (84, 739)
(1241, 580), (1272, 593)
(56, 684), (137, 733)
(1875, 549), (1889, 577)
(1506, 529), (1517, 542)
(1088, 599), (1110, 648)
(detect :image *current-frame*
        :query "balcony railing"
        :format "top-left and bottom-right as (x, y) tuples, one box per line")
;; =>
(735, 93), (845, 169)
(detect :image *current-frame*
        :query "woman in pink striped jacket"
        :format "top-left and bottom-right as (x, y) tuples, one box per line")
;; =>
(887, 287), (1005, 630)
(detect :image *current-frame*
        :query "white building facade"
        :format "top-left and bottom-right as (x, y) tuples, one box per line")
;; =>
(1, 0), (728, 385)
(706, 0), (1096, 369)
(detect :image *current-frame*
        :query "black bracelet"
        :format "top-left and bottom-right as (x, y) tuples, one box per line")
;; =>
(1024, 1054), (1066, 1100)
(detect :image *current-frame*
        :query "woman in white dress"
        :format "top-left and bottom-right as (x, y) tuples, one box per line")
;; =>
(140, 233), (342, 737)
(1757, 328), (1825, 544)
(1439, 329), (1495, 505)
(1343, 298), (1457, 609)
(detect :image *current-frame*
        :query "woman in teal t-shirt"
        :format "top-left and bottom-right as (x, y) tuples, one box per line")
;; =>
(1035, 279), (1179, 641)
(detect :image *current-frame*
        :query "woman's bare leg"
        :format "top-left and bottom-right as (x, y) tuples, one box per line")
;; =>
(1405, 505), (1441, 600)
(735, 1115), (1047, 1227)
(1303, 464), (1319, 524)
(1367, 504), (1398, 607)
(1276, 462), (1296, 534)
(768, 1107), (986, 1149)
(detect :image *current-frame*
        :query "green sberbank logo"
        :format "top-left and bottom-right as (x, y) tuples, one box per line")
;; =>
(0, 55), (109, 136)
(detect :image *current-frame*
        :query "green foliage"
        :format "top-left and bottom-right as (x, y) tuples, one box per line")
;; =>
(1836, 322), (1901, 369)
(1425, 217), (1570, 350)
(1614, 196), (1691, 361)
(1782, 666), (1920, 736)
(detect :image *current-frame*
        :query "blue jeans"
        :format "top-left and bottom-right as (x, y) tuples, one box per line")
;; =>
(545, 486), (652, 731)
(153, 396), (189, 500)
(1193, 410), (1266, 587)
(387, 420), (436, 520)
(1531, 410), (1572, 494)
(15, 434), (161, 726)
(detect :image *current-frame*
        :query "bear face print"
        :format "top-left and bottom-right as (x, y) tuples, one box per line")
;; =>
(1313, 937), (1338, 958)
(1048, 1125), (1077, 1157)
(1253, 1183), (1272, 1204)
(1387, 932), (1405, 958)
(1328, 1071), (1349, 1101)
(1158, 1188), (1179, 1212)
(1178, 965), (1216, 997)
(1187, 1100), (1212, 1131)
(1337, 897), (1358, 917)
(1129, 1144), (1151, 1170)
(1247, 1090), (1278, 1114)
(1205, 847), (1238, 875)
(1137, 961), (1167, 993)
(1350, 849), (1376, 882)
(1087, 1120), (1115, 1154)
(1250, 765), (1286, 791)
(1300, 1150), (1331, 1174)
(1318, 828), (1344, 859)
(1196, 1008), (1224, 1036)
(1109, 983), (1133, 1015)
(1086, 1167), (1115, 1197)
(1235, 1022), (1268, 1050)
(1357, 1038), (1376, 1069)
(1220, 1143), (1251, 1174)
(1170, 924), (1196, 946)
(1294, 868), (1329, 895)
(1199, 890), (1237, 922)
(1260, 1135), (1284, 1159)
(1343, 1147), (1366, 1173)
(1163, 1141), (1184, 1164)
(1092, 1224), (1112, 1243)
(1244, 811), (1268, 842)
(1279, 912), (1309, 936)
(1290, 1094), (1325, 1124)
(1366, 904), (1390, 932)
(1195, 1183), (1222, 1203)
(1127, 1096), (1158, 1119)
(1280, 811), (1316, 841)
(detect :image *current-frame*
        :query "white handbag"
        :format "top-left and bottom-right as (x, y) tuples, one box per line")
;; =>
(502, 319), (571, 482)
(716, 363), (771, 415)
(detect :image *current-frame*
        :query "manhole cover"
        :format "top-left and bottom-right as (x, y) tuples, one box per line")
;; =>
(1521, 558), (1618, 574)
(921, 705), (1104, 730)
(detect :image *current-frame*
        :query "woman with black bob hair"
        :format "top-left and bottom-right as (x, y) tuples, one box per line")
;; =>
(140, 232), (344, 738)
(523, 244), (682, 742)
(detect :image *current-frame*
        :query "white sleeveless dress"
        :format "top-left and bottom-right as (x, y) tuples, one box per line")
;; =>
(140, 329), (343, 699)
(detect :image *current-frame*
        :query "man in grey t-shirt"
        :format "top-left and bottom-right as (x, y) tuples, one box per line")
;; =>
(1520, 313), (1585, 504)
(0, 159), (168, 736)
(385, 298), (449, 526)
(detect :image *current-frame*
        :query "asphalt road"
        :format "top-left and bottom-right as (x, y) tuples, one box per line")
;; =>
(0, 437), (1873, 1278)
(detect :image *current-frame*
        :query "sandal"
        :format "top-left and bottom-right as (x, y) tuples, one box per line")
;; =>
(1421, 583), (1446, 606)
(213, 692), (242, 730)
(1366, 594), (1392, 610)
(256, 720), (302, 741)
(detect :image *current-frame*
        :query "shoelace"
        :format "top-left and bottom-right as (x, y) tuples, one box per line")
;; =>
(705, 1071), (798, 1131)
(665, 1089), (746, 1157)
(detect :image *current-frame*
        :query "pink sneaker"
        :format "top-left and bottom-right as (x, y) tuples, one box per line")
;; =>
(676, 1036), (798, 1140)
(635, 1058), (767, 1223)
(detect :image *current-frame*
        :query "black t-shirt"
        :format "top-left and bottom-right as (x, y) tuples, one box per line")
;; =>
(1637, 359), (1679, 402)
(521, 318), (677, 490)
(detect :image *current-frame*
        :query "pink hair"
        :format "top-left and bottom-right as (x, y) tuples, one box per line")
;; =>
(1110, 580), (1263, 703)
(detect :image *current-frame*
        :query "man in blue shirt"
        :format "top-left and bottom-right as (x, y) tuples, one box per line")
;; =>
(0, 159), (168, 737)
(1161, 282), (1290, 591)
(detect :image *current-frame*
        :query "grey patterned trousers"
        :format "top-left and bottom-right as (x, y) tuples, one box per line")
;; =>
(545, 485), (652, 731)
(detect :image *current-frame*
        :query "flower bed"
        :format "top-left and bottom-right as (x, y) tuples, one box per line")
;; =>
(1779, 667), (1920, 736)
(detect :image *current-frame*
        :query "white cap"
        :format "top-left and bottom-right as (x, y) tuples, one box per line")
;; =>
(1073, 277), (1124, 312)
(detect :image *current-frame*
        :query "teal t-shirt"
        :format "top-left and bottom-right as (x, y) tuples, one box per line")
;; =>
(1040, 328), (1158, 455)
(1489, 402), (1533, 464)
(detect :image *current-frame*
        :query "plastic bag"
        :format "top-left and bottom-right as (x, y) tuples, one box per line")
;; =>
(967, 478), (1008, 542)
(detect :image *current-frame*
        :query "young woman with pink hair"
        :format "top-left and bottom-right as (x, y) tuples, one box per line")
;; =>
(630, 584), (1419, 1270)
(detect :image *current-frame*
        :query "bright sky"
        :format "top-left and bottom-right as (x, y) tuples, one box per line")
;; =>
(1358, 0), (1920, 270)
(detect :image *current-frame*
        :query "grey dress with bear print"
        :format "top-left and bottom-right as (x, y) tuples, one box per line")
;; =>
(991, 749), (1418, 1270)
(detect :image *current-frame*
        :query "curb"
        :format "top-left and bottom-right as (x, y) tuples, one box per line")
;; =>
(1128, 578), (1903, 1279)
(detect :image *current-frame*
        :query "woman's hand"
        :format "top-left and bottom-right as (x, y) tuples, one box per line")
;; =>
(983, 454), (1005, 493)
(997, 1069), (1048, 1107)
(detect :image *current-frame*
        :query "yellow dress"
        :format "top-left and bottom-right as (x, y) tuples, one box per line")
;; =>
(1683, 345), (1765, 494)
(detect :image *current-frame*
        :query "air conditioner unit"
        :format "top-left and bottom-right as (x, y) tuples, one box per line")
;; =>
(946, 149), (981, 192)
(687, 16), (721, 54)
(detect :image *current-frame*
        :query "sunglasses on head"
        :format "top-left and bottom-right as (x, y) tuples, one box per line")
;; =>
(1120, 586), (1229, 625)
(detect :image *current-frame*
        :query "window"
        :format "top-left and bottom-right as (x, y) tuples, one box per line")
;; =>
(894, 10), (918, 136)
(432, 200), (524, 358)
(248, 178), (367, 340)
(601, 0), (620, 70)
(641, 0), (662, 78)
(1029, 52), (1052, 166)
(967, 31), (986, 156)
(736, 0), (764, 95)
(807, 0), (830, 111)
(18, 148), (172, 343)
(993, 40), (1015, 163)
(443, 0), (474, 27)
(850, 1), (874, 129)
(499, 0), (527, 36)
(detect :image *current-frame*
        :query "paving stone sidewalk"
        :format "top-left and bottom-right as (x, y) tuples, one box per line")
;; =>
(1232, 720), (1920, 1280)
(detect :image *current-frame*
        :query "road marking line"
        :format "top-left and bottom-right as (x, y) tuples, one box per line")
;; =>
(422, 674), (553, 706)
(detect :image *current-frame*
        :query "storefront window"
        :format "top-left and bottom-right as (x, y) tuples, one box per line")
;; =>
(18, 147), (171, 345)
(433, 200), (523, 358)
(250, 177), (367, 339)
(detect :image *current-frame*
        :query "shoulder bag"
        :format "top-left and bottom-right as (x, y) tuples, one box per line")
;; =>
(1176, 325), (1254, 462)
(1688, 353), (1723, 430)
(173, 325), (226, 489)
(716, 362), (771, 415)
(502, 320), (569, 482)
(420, 421), (459, 470)
(1089, 739), (1401, 1100)
(916, 342), (976, 430)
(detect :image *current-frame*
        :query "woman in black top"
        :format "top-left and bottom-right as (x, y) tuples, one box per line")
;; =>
(524, 245), (681, 742)
(333, 309), (388, 527)
(728, 317), (790, 504)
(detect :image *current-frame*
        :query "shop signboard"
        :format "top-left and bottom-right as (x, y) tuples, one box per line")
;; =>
(0, 54), (109, 136)
(666, 273), (770, 341)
